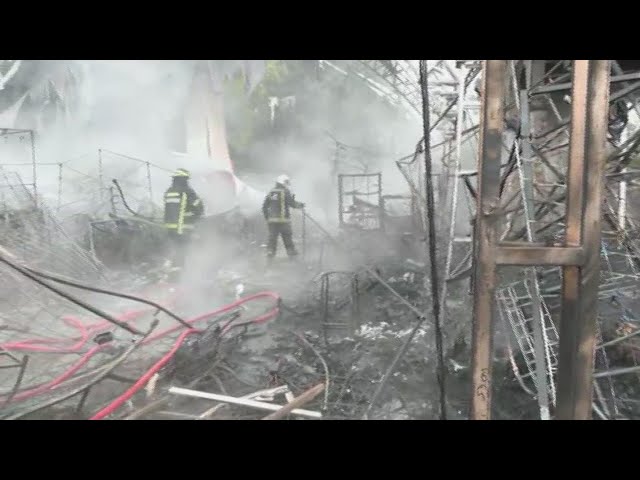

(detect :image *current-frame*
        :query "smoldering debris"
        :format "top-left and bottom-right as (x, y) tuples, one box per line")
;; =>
(0, 159), (531, 421)
(65, 253), (527, 421)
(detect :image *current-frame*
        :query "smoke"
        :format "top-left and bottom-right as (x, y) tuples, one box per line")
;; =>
(0, 60), (201, 216)
(76, 60), (194, 149)
(1, 60), (425, 222)
(2, 59), (428, 281)
(224, 61), (423, 228)
(170, 61), (427, 301)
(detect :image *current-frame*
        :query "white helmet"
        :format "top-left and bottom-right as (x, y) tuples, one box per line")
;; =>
(276, 174), (290, 187)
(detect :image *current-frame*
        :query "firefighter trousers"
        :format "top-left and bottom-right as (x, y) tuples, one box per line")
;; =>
(167, 232), (191, 269)
(267, 222), (297, 258)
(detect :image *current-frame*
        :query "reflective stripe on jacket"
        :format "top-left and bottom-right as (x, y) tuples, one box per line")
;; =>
(262, 186), (302, 223)
(164, 188), (203, 234)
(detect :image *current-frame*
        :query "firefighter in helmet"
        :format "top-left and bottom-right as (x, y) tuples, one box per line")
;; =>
(163, 168), (204, 273)
(262, 174), (305, 261)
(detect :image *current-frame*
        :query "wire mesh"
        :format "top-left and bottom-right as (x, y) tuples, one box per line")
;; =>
(0, 159), (174, 418)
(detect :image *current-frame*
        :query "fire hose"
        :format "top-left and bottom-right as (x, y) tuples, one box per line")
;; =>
(3, 320), (160, 420)
(0, 248), (280, 417)
(0, 291), (280, 419)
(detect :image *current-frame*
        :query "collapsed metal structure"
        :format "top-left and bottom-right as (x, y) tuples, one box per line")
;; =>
(341, 60), (640, 420)
(412, 60), (640, 420)
(470, 60), (610, 420)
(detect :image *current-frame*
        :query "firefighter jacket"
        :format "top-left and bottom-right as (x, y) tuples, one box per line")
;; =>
(262, 186), (303, 223)
(164, 185), (204, 235)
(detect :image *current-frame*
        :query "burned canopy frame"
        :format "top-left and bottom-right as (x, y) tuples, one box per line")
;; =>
(337, 173), (383, 231)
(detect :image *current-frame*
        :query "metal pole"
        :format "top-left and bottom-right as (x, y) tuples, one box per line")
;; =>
(440, 64), (466, 299)
(321, 275), (330, 346)
(618, 116), (629, 233)
(351, 274), (361, 333)
(470, 60), (507, 420)
(517, 62), (551, 419)
(619, 168), (627, 232)
(419, 59), (446, 420)
(555, 60), (610, 420)
(438, 141), (449, 217)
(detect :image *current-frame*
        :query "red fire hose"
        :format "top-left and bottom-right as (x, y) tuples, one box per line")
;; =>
(0, 291), (280, 417)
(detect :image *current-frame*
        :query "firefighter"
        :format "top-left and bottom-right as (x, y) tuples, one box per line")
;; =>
(262, 174), (305, 261)
(163, 168), (204, 274)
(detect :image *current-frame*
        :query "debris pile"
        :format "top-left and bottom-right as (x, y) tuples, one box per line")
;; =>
(102, 257), (531, 421)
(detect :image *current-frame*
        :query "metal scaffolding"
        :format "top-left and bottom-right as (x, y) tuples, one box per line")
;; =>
(466, 60), (640, 420)
(380, 59), (640, 420)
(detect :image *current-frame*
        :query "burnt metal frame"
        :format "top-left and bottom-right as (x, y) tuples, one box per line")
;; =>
(470, 60), (611, 420)
(530, 71), (640, 95)
(517, 61), (551, 419)
(318, 271), (363, 344)
(337, 173), (383, 230)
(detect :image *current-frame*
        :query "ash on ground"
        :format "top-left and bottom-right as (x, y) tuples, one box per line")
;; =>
(131, 259), (536, 421)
